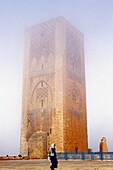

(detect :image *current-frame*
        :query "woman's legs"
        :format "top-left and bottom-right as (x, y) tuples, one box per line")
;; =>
(50, 164), (54, 170)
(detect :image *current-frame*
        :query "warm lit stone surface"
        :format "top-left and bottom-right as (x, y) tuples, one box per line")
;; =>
(99, 137), (108, 152)
(20, 16), (88, 158)
(1, 160), (113, 170)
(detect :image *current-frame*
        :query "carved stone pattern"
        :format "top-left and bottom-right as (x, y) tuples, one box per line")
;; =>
(30, 52), (55, 78)
(26, 112), (35, 140)
(72, 88), (79, 102)
(70, 83), (82, 110)
(36, 87), (48, 101)
(66, 24), (83, 82)
(31, 80), (53, 109)
(26, 109), (52, 141)
(26, 79), (54, 140)
(30, 20), (55, 62)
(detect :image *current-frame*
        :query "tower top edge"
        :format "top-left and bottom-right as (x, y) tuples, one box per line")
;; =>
(27, 16), (68, 27)
(25, 16), (83, 36)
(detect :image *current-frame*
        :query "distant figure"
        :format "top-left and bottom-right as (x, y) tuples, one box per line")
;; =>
(75, 147), (78, 153)
(99, 137), (108, 152)
(49, 143), (58, 170)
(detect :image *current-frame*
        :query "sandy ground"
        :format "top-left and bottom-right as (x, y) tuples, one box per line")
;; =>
(0, 160), (113, 170)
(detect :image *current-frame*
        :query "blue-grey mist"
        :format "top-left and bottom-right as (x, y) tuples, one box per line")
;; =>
(0, 0), (113, 156)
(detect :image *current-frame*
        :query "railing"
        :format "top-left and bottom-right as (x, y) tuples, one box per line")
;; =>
(57, 152), (113, 160)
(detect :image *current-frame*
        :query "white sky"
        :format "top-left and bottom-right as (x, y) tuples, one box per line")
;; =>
(0, 0), (113, 156)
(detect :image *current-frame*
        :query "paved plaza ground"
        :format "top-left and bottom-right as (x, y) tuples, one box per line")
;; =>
(1, 160), (113, 170)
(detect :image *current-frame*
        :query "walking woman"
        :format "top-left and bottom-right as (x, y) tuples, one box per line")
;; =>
(49, 143), (58, 170)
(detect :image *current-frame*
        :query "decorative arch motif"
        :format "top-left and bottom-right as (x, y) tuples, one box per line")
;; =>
(31, 80), (53, 109)
(27, 80), (53, 140)
(70, 83), (82, 107)
(30, 52), (54, 76)
(72, 88), (79, 102)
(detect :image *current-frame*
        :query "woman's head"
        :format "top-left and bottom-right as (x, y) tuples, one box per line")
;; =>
(51, 143), (55, 148)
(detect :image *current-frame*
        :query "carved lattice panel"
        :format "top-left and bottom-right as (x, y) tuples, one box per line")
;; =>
(31, 80), (53, 109)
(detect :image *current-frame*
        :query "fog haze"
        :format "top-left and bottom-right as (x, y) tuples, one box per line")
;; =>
(0, 0), (113, 155)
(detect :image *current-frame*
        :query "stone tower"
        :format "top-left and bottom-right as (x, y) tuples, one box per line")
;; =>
(20, 17), (88, 159)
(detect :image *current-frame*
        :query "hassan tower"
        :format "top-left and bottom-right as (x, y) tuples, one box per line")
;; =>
(20, 17), (88, 159)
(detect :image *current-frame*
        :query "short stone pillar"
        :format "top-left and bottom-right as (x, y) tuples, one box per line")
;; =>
(99, 137), (108, 152)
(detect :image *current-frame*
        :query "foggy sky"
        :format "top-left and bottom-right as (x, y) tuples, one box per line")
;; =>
(0, 0), (113, 156)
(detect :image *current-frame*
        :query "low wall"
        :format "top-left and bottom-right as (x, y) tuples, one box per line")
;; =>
(57, 152), (113, 160)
